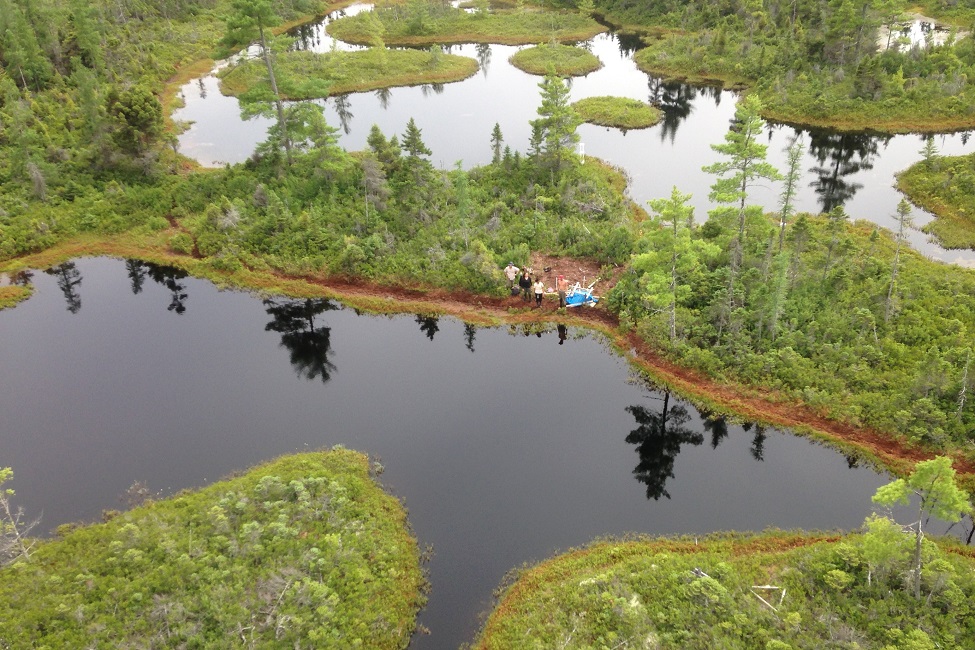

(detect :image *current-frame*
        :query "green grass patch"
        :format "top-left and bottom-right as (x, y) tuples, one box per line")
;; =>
(327, 6), (605, 46)
(572, 95), (661, 129)
(220, 47), (478, 99)
(898, 152), (975, 249)
(475, 530), (975, 649)
(508, 43), (602, 76)
(0, 449), (423, 649)
(0, 284), (32, 310)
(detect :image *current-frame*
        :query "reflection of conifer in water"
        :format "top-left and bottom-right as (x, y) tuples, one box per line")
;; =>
(475, 43), (491, 77)
(143, 262), (189, 315)
(416, 314), (439, 341)
(332, 94), (354, 135)
(647, 77), (696, 144)
(463, 323), (476, 352)
(126, 259), (146, 295)
(700, 408), (728, 449)
(264, 298), (339, 383)
(806, 130), (886, 213)
(742, 422), (767, 462)
(625, 392), (703, 500)
(45, 262), (82, 314)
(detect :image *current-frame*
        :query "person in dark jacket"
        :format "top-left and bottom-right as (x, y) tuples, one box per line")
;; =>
(519, 270), (532, 301)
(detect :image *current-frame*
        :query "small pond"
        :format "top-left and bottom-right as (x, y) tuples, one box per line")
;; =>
(0, 257), (959, 649)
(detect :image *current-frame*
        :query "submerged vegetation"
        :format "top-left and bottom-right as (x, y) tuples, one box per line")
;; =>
(572, 96), (661, 129)
(0, 450), (423, 648)
(508, 42), (602, 76)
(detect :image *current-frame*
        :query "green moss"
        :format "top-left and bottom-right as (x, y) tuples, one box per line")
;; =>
(572, 96), (661, 129)
(0, 449), (423, 649)
(220, 47), (479, 99)
(508, 43), (602, 76)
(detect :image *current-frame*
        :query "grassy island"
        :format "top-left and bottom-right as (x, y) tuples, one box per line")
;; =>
(508, 43), (602, 76)
(0, 449), (423, 649)
(476, 529), (975, 649)
(326, 5), (605, 46)
(897, 151), (975, 249)
(219, 47), (479, 99)
(572, 96), (661, 129)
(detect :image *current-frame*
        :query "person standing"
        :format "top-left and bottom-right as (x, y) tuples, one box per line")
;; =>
(533, 277), (545, 307)
(518, 269), (532, 301)
(556, 274), (568, 309)
(504, 262), (519, 292)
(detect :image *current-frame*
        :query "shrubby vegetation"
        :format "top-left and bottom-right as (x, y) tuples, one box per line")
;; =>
(609, 96), (975, 453)
(476, 529), (975, 649)
(508, 42), (602, 76)
(0, 449), (423, 648)
(572, 96), (661, 129)
(478, 460), (974, 650)
(326, 1), (605, 46)
(898, 147), (975, 249)
(587, 0), (975, 131)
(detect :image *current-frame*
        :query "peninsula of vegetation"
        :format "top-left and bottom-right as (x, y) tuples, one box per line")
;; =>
(508, 43), (602, 76)
(477, 456), (974, 649)
(572, 96), (661, 129)
(897, 150), (975, 249)
(0, 450), (423, 648)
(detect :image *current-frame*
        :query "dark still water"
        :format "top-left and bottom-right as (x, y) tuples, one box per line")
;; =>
(0, 258), (937, 649)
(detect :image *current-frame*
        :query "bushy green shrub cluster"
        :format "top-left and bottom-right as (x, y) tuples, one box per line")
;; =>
(899, 151), (975, 249)
(476, 530), (975, 649)
(0, 449), (423, 649)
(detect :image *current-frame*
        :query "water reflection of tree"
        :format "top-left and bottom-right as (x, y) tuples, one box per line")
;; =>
(126, 259), (146, 294)
(45, 262), (82, 314)
(332, 94), (354, 135)
(701, 408), (728, 449)
(264, 298), (339, 383)
(144, 263), (189, 314)
(375, 87), (392, 110)
(806, 130), (886, 213)
(742, 422), (768, 461)
(464, 323), (476, 352)
(416, 314), (439, 341)
(475, 43), (491, 77)
(625, 392), (703, 500)
(647, 77), (696, 144)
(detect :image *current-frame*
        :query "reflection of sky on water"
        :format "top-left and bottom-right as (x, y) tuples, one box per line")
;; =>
(174, 6), (975, 267)
(0, 257), (961, 649)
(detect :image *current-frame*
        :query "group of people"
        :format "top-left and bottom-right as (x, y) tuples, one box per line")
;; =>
(504, 263), (569, 309)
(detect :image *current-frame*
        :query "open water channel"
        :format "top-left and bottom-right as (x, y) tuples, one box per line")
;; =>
(3, 7), (974, 649)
